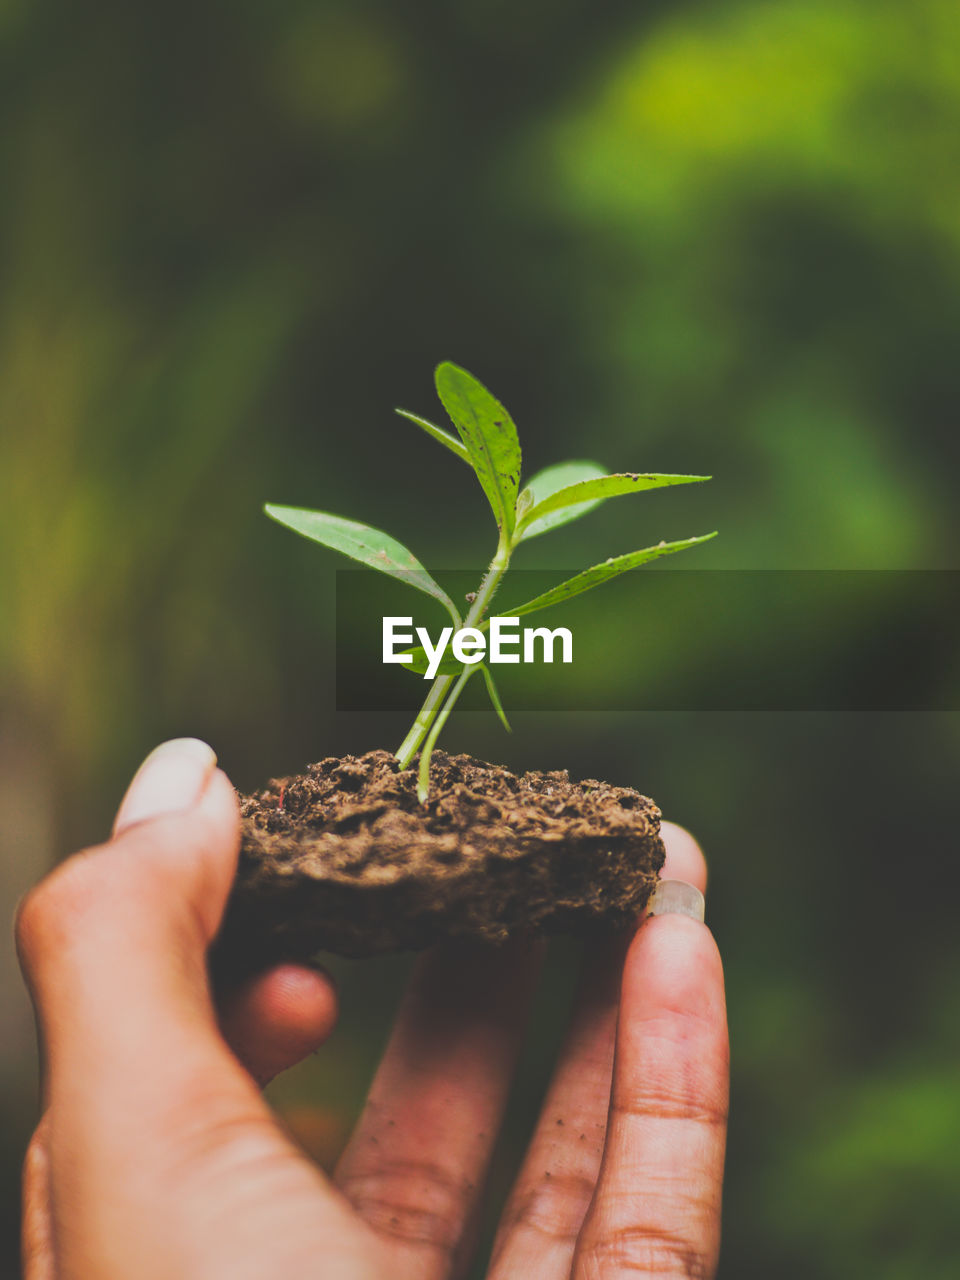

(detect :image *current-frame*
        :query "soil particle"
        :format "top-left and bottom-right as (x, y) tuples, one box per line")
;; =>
(214, 749), (665, 969)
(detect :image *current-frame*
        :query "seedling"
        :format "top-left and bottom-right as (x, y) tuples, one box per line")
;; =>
(265, 363), (714, 801)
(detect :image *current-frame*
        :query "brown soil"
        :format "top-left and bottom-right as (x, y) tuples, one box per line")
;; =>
(214, 749), (665, 969)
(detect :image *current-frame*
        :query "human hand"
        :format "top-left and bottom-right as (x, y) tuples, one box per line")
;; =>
(17, 738), (728, 1279)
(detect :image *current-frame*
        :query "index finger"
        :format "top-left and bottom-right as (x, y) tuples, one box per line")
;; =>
(573, 906), (728, 1276)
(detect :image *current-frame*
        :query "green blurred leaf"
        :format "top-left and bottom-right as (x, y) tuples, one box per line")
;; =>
(264, 504), (461, 625)
(506, 532), (718, 617)
(514, 459), (606, 540)
(516, 471), (711, 541)
(434, 362), (522, 538)
(395, 408), (471, 464)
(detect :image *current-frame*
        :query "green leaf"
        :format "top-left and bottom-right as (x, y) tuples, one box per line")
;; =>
(480, 663), (512, 733)
(395, 408), (471, 464)
(516, 472), (711, 541)
(264, 504), (461, 626)
(434, 362), (522, 538)
(505, 532), (718, 618)
(514, 460), (606, 541)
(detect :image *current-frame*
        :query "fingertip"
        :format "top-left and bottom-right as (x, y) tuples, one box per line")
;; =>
(106, 766), (241, 942)
(623, 913), (725, 1030)
(198, 768), (242, 859)
(660, 820), (708, 892)
(258, 963), (339, 1038)
(113, 738), (218, 837)
(220, 964), (339, 1086)
(647, 878), (705, 923)
(108, 764), (240, 872)
(178, 765), (238, 820)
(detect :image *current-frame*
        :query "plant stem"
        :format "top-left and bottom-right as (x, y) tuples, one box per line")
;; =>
(395, 673), (454, 768)
(416, 665), (475, 802)
(394, 533), (512, 782)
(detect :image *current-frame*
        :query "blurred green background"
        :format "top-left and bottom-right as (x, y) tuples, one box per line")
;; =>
(2, 0), (959, 1274)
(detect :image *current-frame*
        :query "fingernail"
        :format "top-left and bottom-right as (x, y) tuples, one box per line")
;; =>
(647, 879), (706, 923)
(114, 738), (217, 835)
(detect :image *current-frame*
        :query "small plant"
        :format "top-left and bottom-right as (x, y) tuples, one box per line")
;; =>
(266, 363), (714, 801)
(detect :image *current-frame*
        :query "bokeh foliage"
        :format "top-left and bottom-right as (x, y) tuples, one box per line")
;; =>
(1, 0), (958, 1274)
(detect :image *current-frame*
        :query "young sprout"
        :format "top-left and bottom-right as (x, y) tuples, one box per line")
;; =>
(265, 363), (715, 801)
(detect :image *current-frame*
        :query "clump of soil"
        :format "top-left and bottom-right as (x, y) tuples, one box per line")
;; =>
(214, 749), (665, 969)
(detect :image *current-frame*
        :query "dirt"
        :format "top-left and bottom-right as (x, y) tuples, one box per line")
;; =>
(213, 749), (665, 970)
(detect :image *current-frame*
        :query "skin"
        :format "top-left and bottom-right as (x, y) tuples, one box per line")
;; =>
(16, 744), (728, 1280)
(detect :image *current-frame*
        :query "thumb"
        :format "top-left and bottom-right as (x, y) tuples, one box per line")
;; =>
(113, 738), (221, 837)
(17, 738), (241, 1087)
(111, 737), (239, 939)
(17, 752), (363, 1278)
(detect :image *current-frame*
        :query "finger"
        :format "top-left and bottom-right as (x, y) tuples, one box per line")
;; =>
(218, 963), (339, 1087)
(14, 744), (224, 1280)
(658, 822), (708, 895)
(22, 1118), (55, 1280)
(335, 936), (542, 1280)
(16, 743), (357, 1276)
(488, 823), (709, 1279)
(112, 737), (220, 838)
(573, 913), (728, 1279)
(18, 761), (242, 1080)
(488, 932), (625, 1278)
